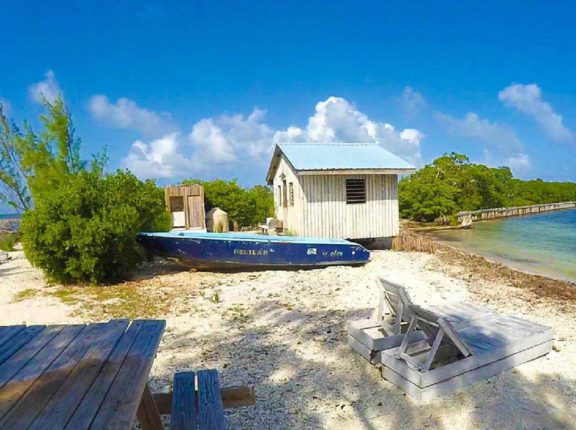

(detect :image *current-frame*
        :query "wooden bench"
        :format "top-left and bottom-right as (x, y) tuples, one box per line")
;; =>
(150, 370), (255, 430)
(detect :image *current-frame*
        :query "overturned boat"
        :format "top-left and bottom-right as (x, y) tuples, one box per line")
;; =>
(138, 231), (370, 270)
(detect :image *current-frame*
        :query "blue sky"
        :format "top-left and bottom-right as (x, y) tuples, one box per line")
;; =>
(1, 0), (576, 209)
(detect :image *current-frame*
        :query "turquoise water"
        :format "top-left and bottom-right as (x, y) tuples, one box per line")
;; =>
(432, 209), (576, 282)
(0, 213), (21, 220)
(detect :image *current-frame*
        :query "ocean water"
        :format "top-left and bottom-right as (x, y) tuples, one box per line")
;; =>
(0, 213), (21, 220)
(431, 209), (576, 282)
(0, 213), (21, 232)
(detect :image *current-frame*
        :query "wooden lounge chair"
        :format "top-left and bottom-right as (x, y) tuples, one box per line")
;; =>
(380, 304), (554, 400)
(347, 277), (496, 363)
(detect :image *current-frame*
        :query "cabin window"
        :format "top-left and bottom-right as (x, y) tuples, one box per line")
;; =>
(169, 196), (184, 212)
(289, 182), (294, 206)
(282, 179), (288, 208)
(277, 185), (282, 206)
(346, 179), (366, 204)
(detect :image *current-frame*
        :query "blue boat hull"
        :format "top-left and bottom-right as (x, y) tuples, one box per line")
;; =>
(137, 232), (370, 270)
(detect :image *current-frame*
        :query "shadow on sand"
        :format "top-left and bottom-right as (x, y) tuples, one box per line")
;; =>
(150, 301), (575, 430)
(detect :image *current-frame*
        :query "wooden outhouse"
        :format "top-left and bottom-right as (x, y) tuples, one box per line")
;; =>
(165, 185), (206, 230)
(266, 143), (415, 240)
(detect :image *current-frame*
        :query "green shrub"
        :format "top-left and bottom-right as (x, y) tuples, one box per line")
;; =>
(0, 233), (18, 251)
(21, 170), (170, 284)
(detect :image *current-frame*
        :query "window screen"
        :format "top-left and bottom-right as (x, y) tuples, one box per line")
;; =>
(346, 179), (366, 204)
(277, 185), (282, 206)
(282, 180), (288, 208)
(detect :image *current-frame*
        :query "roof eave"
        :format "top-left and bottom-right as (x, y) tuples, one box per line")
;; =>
(265, 145), (282, 185)
(297, 168), (416, 176)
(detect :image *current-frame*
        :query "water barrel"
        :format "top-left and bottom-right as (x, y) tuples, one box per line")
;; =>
(207, 207), (229, 232)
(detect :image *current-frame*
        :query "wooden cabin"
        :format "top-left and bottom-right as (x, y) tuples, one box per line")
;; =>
(266, 143), (415, 240)
(165, 185), (206, 230)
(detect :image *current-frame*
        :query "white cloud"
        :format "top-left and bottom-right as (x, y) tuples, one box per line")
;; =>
(400, 87), (426, 118)
(189, 119), (236, 163)
(273, 96), (423, 165)
(190, 108), (274, 164)
(436, 112), (521, 146)
(436, 111), (531, 174)
(123, 108), (275, 179)
(28, 70), (62, 104)
(88, 95), (174, 136)
(123, 97), (421, 180)
(123, 133), (190, 179)
(507, 153), (532, 172)
(499, 83), (573, 143)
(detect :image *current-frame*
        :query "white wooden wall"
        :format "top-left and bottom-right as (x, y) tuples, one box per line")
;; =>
(299, 174), (399, 239)
(272, 155), (399, 239)
(272, 157), (305, 234)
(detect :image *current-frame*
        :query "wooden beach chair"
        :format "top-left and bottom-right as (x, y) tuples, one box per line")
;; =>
(380, 304), (554, 400)
(347, 277), (496, 363)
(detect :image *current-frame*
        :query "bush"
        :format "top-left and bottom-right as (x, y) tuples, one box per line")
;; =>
(0, 233), (18, 251)
(21, 170), (170, 284)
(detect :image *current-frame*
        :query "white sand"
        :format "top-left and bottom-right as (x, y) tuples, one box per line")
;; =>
(1, 249), (575, 429)
(0, 250), (81, 325)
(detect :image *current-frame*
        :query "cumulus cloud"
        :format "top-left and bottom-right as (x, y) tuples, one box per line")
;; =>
(190, 108), (274, 164)
(123, 109), (275, 179)
(123, 97), (421, 180)
(273, 96), (423, 165)
(436, 111), (531, 173)
(123, 133), (190, 179)
(28, 70), (62, 104)
(88, 95), (174, 136)
(507, 153), (532, 172)
(499, 83), (573, 143)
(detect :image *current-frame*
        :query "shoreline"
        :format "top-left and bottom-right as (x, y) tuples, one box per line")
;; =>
(398, 229), (576, 307)
(431, 232), (576, 283)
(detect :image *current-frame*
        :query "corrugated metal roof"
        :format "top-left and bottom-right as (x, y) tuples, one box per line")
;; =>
(277, 143), (415, 171)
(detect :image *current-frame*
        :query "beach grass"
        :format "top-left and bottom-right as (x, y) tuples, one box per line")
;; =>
(0, 233), (18, 252)
(12, 288), (39, 302)
(46, 280), (196, 320)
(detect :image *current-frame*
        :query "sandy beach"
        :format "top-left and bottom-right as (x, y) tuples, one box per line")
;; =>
(1, 246), (575, 429)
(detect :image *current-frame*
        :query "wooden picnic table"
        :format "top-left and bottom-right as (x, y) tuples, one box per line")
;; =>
(0, 319), (166, 430)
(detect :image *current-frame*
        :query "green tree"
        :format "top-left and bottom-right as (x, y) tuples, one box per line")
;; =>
(399, 164), (458, 221)
(246, 185), (274, 225)
(10, 97), (170, 284)
(399, 152), (576, 222)
(0, 102), (32, 211)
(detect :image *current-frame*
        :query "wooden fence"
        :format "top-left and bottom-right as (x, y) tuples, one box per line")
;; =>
(392, 231), (438, 253)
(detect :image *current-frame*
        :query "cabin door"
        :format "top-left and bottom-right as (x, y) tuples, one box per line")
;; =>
(187, 195), (205, 229)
